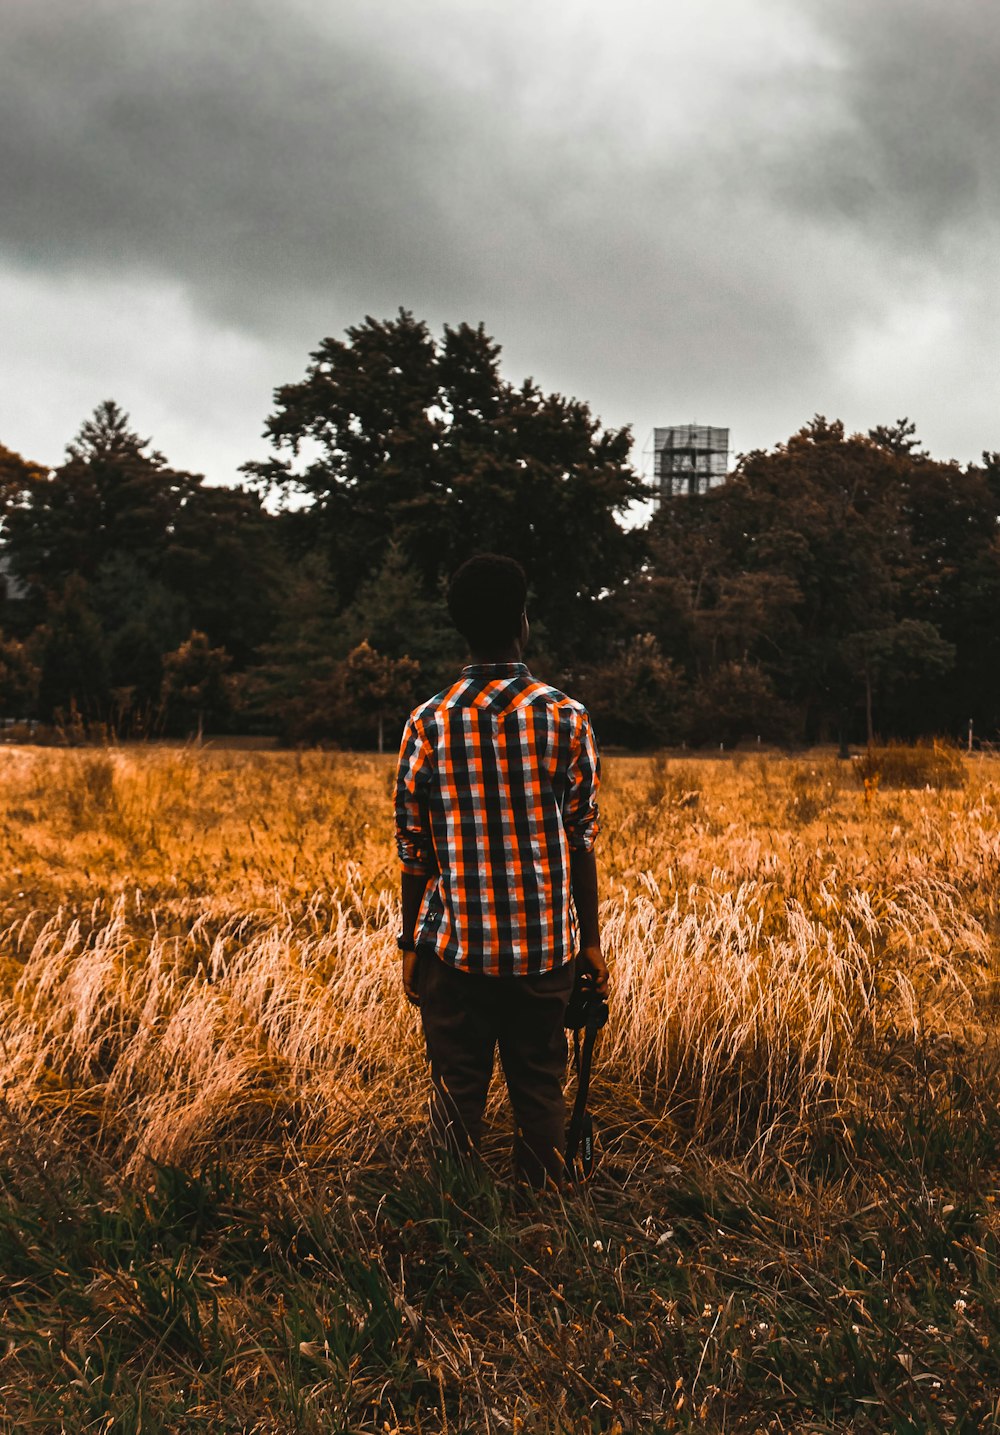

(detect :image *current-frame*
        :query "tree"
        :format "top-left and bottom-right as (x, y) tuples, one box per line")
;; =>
(2, 404), (288, 738)
(580, 635), (685, 749)
(241, 552), (345, 741)
(2, 402), (201, 606)
(610, 567), (697, 676)
(338, 640), (421, 752)
(867, 417), (927, 458)
(2, 402), (282, 663)
(244, 310), (647, 667)
(840, 619), (955, 746)
(689, 662), (796, 748)
(0, 634), (39, 718)
(893, 456), (1000, 735)
(162, 482), (282, 664)
(92, 554), (191, 731)
(647, 418), (910, 741)
(161, 631), (234, 740)
(691, 572), (802, 671)
(0, 444), (46, 534)
(1, 445), (45, 638)
(36, 574), (108, 723)
(338, 541), (459, 689)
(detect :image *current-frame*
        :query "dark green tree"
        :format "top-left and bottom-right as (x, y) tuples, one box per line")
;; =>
(338, 541), (459, 689)
(241, 552), (344, 741)
(1, 445), (45, 638)
(36, 574), (108, 723)
(689, 661), (796, 747)
(92, 554), (191, 731)
(2, 403), (282, 664)
(163, 483), (281, 664)
(2, 402), (200, 608)
(893, 456), (1000, 735)
(0, 634), (39, 718)
(244, 310), (647, 667)
(840, 619), (955, 745)
(579, 634), (685, 748)
(337, 640), (421, 752)
(160, 630), (234, 740)
(646, 418), (911, 741)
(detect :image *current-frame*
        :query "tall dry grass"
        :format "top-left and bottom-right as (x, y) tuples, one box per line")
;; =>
(1, 744), (997, 1179)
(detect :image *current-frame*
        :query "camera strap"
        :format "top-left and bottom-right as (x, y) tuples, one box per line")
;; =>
(565, 1016), (601, 1181)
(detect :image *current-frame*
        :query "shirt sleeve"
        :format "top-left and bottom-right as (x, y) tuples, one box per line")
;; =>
(562, 708), (600, 852)
(394, 714), (435, 876)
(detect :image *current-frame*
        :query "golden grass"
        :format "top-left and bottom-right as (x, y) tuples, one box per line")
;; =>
(1, 745), (998, 1178)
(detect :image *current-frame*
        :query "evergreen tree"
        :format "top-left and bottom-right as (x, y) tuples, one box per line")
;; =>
(161, 630), (234, 740)
(241, 552), (344, 741)
(163, 482), (281, 663)
(337, 640), (421, 752)
(92, 553), (191, 728)
(36, 574), (108, 723)
(0, 634), (39, 719)
(3, 401), (200, 607)
(338, 541), (459, 690)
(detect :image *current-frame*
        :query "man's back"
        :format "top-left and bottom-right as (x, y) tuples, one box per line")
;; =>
(394, 552), (607, 1187)
(395, 660), (600, 976)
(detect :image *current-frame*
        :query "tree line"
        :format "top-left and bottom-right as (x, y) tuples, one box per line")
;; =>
(2, 310), (998, 749)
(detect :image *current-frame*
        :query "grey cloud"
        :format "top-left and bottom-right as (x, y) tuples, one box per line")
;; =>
(0, 0), (476, 322)
(0, 0), (996, 476)
(771, 0), (1000, 242)
(0, 0), (837, 352)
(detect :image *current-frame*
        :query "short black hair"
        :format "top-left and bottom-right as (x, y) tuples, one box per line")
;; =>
(447, 554), (527, 652)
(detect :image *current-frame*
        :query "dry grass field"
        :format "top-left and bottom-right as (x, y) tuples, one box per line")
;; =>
(1, 744), (999, 1432)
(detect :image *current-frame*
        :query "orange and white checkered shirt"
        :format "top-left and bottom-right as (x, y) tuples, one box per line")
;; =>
(394, 662), (600, 976)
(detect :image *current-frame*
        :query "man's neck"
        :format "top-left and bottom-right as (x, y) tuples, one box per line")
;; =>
(467, 646), (523, 666)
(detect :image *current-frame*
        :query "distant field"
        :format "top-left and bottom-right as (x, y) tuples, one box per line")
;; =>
(1, 746), (998, 1432)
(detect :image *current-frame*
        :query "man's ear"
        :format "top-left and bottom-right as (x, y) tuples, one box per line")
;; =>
(520, 611), (530, 649)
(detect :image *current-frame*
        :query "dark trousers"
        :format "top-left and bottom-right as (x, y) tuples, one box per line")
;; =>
(417, 950), (575, 1187)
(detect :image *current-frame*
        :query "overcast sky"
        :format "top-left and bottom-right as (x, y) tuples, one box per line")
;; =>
(2, 0), (998, 489)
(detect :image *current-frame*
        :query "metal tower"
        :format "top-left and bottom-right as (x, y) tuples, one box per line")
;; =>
(654, 425), (729, 499)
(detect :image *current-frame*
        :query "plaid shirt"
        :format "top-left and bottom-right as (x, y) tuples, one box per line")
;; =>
(394, 662), (600, 976)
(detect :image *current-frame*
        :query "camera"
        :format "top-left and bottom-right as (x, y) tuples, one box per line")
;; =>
(565, 970), (609, 1031)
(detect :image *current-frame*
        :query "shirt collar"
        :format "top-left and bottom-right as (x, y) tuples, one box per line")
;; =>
(461, 661), (529, 677)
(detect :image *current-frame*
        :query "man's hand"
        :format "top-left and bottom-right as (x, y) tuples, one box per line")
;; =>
(400, 867), (431, 1007)
(578, 943), (609, 1000)
(402, 949), (420, 1006)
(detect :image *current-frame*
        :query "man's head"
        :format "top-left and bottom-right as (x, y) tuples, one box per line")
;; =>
(447, 553), (528, 658)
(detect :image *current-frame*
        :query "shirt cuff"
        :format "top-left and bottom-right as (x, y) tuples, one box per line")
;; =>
(400, 858), (433, 877)
(566, 823), (599, 852)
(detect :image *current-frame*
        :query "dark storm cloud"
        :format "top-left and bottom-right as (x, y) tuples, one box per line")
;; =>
(779, 0), (1000, 241)
(0, 0), (832, 363)
(1, 0), (997, 475)
(0, 0), (478, 326)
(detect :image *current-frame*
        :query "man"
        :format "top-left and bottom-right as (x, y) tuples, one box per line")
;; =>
(394, 553), (608, 1187)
